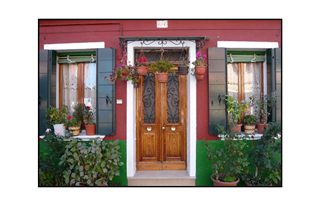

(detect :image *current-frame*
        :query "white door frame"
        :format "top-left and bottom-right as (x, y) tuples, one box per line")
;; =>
(126, 41), (197, 177)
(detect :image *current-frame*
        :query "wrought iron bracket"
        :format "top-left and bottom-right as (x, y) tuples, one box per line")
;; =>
(118, 36), (217, 52)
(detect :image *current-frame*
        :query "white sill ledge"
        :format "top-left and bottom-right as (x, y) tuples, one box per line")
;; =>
(218, 129), (281, 141)
(39, 130), (105, 141)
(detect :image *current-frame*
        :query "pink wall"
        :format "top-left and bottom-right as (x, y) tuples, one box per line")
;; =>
(39, 19), (282, 141)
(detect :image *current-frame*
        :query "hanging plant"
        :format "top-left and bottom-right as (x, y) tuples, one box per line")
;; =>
(191, 51), (208, 80)
(104, 56), (139, 86)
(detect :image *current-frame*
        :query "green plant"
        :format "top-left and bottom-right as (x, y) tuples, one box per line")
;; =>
(72, 103), (87, 124)
(225, 95), (246, 124)
(39, 130), (70, 186)
(84, 106), (94, 125)
(242, 115), (257, 125)
(151, 58), (175, 74)
(65, 116), (81, 128)
(45, 105), (68, 125)
(59, 138), (124, 186)
(241, 122), (281, 186)
(251, 92), (277, 124)
(203, 125), (249, 182)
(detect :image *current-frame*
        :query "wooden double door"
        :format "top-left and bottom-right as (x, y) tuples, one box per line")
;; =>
(136, 72), (187, 170)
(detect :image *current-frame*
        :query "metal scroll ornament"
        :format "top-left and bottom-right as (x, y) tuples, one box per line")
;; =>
(143, 72), (155, 123)
(167, 73), (179, 123)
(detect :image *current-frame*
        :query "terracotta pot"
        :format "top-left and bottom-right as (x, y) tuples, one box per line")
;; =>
(211, 174), (240, 186)
(245, 181), (272, 186)
(256, 122), (268, 134)
(178, 66), (189, 75)
(85, 124), (96, 135)
(195, 66), (206, 75)
(137, 66), (148, 76)
(229, 123), (242, 133)
(68, 125), (81, 136)
(156, 72), (169, 83)
(195, 73), (204, 80)
(121, 70), (129, 81)
(244, 124), (256, 134)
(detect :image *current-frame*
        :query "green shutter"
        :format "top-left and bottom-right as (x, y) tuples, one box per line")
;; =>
(39, 50), (56, 135)
(266, 48), (281, 124)
(208, 48), (228, 135)
(96, 48), (116, 136)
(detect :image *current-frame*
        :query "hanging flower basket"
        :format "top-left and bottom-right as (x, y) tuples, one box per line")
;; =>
(178, 65), (189, 75)
(192, 52), (207, 80)
(136, 66), (148, 76)
(156, 72), (169, 83)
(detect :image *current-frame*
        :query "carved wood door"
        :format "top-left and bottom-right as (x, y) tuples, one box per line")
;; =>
(136, 72), (187, 170)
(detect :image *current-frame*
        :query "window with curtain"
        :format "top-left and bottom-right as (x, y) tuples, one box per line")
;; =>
(227, 62), (262, 120)
(60, 62), (97, 123)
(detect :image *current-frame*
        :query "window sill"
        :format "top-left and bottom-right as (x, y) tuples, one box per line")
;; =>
(39, 130), (105, 141)
(218, 130), (281, 141)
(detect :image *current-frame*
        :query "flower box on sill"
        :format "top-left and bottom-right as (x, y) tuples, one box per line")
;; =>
(39, 130), (104, 141)
(218, 129), (281, 141)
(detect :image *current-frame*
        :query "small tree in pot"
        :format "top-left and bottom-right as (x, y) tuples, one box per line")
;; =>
(84, 106), (96, 135)
(203, 125), (249, 186)
(252, 92), (277, 134)
(241, 122), (281, 186)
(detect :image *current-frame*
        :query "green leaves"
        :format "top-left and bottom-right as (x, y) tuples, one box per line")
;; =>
(60, 138), (123, 186)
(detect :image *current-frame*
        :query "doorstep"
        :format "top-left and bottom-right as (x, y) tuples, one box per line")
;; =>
(127, 170), (196, 186)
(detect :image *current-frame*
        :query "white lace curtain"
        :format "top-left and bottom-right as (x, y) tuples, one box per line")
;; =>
(227, 62), (261, 119)
(62, 63), (96, 123)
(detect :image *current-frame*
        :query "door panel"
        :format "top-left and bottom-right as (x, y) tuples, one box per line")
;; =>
(137, 72), (187, 170)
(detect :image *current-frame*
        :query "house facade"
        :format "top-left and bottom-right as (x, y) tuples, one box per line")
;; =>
(38, 19), (282, 186)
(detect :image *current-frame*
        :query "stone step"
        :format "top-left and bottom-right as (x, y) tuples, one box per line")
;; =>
(127, 170), (196, 186)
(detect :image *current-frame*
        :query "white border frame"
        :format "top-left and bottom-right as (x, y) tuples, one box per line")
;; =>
(126, 41), (197, 177)
(217, 41), (279, 95)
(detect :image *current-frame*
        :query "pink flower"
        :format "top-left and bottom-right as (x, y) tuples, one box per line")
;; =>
(67, 116), (72, 120)
(45, 129), (51, 133)
(55, 129), (61, 135)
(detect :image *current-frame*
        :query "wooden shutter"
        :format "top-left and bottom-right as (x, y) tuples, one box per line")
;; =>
(96, 48), (116, 135)
(208, 48), (228, 135)
(267, 48), (281, 124)
(39, 50), (56, 135)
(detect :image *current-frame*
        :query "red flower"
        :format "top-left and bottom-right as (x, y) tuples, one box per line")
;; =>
(67, 116), (72, 120)
(86, 106), (91, 110)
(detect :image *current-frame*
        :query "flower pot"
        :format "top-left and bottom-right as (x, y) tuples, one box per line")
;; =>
(195, 66), (206, 75)
(195, 73), (204, 80)
(245, 181), (272, 186)
(85, 124), (96, 135)
(156, 72), (169, 83)
(211, 174), (240, 186)
(229, 123), (242, 133)
(178, 66), (189, 75)
(244, 124), (256, 134)
(53, 124), (66, 136)
(68, 125), (81, 136)
(137, 66), (148, 76)
(256, 122), (268, 134)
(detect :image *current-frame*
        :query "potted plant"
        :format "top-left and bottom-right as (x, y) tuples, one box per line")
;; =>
(178, 50), (189, 75)
(59, 138), (124, 186)
(191, 51), (208, 80)
(225, 96), (248, 133)
(104, 56), (139, 86)
(45, 105), (68, 136)
(65, 116), (81, 136)
(151, 57), (175, 83)
(84, 106), (95, 135)
(242, 115), (257, 134)
(135, 56), (149, 76)
(72, 103), (87, 129)
(241, 122), (281, 186)
(203, 125), (249, 186)
(252, 92), (277, 134)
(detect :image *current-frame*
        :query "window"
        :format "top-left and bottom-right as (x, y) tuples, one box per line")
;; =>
(226, 51), (265, 120)
(58, 54), (97, 123)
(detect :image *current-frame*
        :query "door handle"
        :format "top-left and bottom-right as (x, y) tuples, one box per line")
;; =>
(162, 127), (165, 130)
